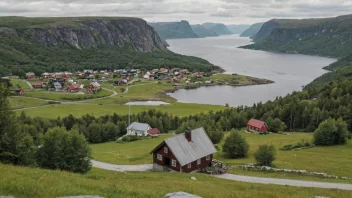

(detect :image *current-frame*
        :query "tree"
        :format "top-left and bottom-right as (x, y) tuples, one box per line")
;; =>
(36, 127), (91, 173)
(222, 129), (249, 159)
(254, 145), (276, 166)
(266, 117), (286, 133)
(313, 118), (348, 146)
(0, 85), (36, 165)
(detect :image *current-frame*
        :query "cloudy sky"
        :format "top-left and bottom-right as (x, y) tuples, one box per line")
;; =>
(1, 0), (352, 24)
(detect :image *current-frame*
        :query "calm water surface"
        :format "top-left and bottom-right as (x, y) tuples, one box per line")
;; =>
(167, 35), (336, 107)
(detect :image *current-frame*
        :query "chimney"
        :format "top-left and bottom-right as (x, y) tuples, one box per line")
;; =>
(185, 127), (192, 142)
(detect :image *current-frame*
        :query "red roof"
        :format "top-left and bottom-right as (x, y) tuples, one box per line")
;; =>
(147, 128), (160, 135)
(248, 119), (267, 129)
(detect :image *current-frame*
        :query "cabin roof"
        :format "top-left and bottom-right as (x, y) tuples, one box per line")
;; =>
(248, 118), (267, 128)
(151, 127), (217, 166)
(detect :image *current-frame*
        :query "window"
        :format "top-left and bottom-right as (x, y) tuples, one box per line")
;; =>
(164, 147), (168, 153)
(206, 155), (210, 161)
(157, 154), (162, 161)
(187, 163), (191, 168)
(172, 159), (177, 167)
(197, 159), (201, 165)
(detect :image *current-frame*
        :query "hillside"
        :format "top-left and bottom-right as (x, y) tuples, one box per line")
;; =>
(242, 14), (352, 58)
(0, 17), (217, 76)
(148, 20), (198, 40)
(227, 24), (251, 34)
(202, 23), (233, 35)
(0, 16), (166, 51)
(240, 22), (265, 37)
(191, 24), (219, 38)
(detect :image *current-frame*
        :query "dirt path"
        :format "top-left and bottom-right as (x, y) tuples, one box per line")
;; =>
(91, 160), (352, 190)
(23, 79), (33, 89)
(215, 174), (352, 191)
(91, 160), (153, 172)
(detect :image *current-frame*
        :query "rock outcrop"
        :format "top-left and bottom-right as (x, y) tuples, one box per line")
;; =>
(149, 20), (198, 40)
(242, 14), (352, 58)
(0, 17), (167, 52)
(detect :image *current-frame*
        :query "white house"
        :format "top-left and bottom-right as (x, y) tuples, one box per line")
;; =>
(126, 122), (152, 136)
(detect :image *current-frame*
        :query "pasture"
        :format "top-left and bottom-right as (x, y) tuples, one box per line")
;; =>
(0, 164), (350, 198)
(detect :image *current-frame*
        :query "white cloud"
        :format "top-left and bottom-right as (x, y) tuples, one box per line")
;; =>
(0, 0), (351, 24)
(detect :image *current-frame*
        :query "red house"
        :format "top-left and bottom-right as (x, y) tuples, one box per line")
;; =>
(67, 84), (81, 93)
(32, 82), (44, 88)
(25, 72), (36, 79)
(150, 127), (217, 173)
(147, 128), (160, 137)
(247, 118), (268, 134)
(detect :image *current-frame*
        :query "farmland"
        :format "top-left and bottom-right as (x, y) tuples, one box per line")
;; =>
(0, 164), (350, 198)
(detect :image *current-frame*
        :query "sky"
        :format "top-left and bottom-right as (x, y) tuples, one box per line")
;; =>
(1, 0), (352, 24)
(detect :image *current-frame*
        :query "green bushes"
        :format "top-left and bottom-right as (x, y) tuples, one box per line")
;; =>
(280, 139), (314, 151)
(222, 129), (249, 159)
(313, 118), (348, 146)
(36, 127), (91, 173)
(254, 145), (276, 166)
(121, 135), (141, 142)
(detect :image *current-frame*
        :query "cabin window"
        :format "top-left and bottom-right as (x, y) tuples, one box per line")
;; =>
(188, 163), (191, 169)
(172, 159), (177, 167)
(157, 154), (162, 161)
(206, 155), (210, 161)
(164, 147), (168, 153)
(197, 159), (201, 165)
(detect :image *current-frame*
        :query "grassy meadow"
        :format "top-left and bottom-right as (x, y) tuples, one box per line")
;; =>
(91, 131), (352, 182)
(0, 164), (350, 198)
(9, 97), (48, 109)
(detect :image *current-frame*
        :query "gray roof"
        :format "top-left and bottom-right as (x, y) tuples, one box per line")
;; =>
(164, 192), (202, 198)
(164, 127), (217, 166)
(127, 122), (150, 131)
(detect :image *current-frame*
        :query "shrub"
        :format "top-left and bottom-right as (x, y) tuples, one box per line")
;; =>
(254, 145), (276, 166)
(121, 135), (141, 142)
(313, 118), (348, 146)
(348, 133), (351, 140)
(36, 127), (91, 173)
(222, 129), (249, 159)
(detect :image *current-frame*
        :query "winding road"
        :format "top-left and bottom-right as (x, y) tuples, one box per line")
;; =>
(91, 160), (352, 191)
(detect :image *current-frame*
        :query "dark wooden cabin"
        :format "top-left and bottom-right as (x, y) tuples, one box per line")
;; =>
(150, 127), (217, 173)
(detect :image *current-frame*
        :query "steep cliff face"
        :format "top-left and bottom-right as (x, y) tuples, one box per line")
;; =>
(0, 17), (167, 52)
(191, 24), (218, 38)
(240, 22), (265, 38)
(149, 20), (198, 40)
(242, 15), (352, 57)
(226, 24), (251, 34)
(202, 23), (233, 35)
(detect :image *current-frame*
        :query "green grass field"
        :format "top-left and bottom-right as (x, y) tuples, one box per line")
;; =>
(9, 78), (31, 89)
(91, 132), (352, 182)
(18, 102), (224, 118)
(0, 164), (350, 198)
(9, 97), (48, 109)
(216, 132), (352, 178)
(23, 88), (113, 101)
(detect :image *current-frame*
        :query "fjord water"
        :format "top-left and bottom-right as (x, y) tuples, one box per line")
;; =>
(167, 35), (336, 107)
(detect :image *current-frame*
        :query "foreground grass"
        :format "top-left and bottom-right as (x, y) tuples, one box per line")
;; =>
(18, 102), (225, 118)
(9, 97), (48, 109)
(0, 164), (350, 198)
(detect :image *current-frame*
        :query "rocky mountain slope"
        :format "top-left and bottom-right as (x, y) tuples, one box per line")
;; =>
(0, 17), (217, 76)
(202, 23), (233, 35)
(0, 17), (167, 52)
(149, 20), (198, 40)
(227, 24), (251, 34)
(242, 15), (352, 57)
(240, 22), (265, 38)
(191, 24), (219, 38)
